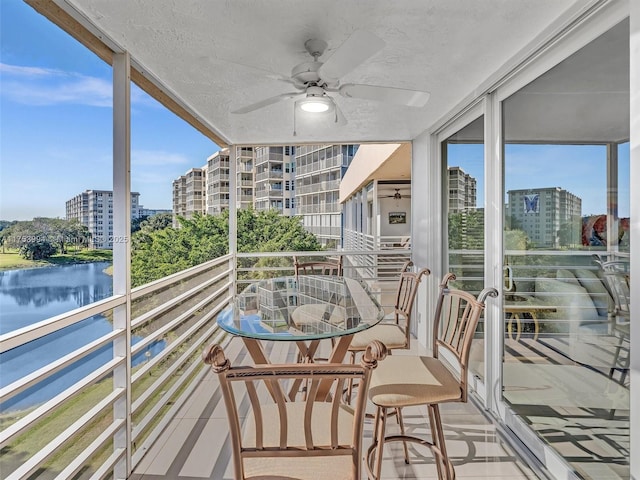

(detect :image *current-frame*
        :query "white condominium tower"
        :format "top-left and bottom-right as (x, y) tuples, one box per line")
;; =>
(66, 189), (141, 249)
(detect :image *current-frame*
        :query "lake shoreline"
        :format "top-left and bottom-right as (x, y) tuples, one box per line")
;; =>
(0, 250), (113, 272)
(1, 261), (116, 411)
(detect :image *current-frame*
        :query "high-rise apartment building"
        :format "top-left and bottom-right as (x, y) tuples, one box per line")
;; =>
(295, 145), (357, 248)
(236, 147), (255, 211)
(206, 149), (231, 215)
(173, 145), (355, 246)
(172, 176), (187, 225)
(185, 167), (206, 215)
(507, 187), (582, 248)
(448, 166), (477, 212)
(139, 208), (172, 218)
(172, 166), (206, 226)
(254, 146), (296, 215)
(66, 189), (141, 249)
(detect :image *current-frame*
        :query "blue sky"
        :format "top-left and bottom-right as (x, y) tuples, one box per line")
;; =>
(448, 142), (630, 218)
(1, 2), (630, 222)
(1, 1), (219, 220)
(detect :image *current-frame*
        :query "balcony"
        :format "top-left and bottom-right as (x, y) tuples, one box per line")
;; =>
(6, 249), (623, 479)
(0, 251), (530, 480)
(5, 2), (636, 480)
(296, 179), (341, 195)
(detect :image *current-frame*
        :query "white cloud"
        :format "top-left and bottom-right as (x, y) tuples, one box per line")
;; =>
(1, 62), (112, 107)
(132, 150), (190, 167)
(0, 63), (156, 108)
(0, 64), (60, 77)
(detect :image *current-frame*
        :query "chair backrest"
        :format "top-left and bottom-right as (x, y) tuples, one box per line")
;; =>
(203, 341), (387, 480)
(294, 255), (343, 276)
(393, 261), (430, 347)
(432, 273), (498, 402)
(596, 260), (630, 320)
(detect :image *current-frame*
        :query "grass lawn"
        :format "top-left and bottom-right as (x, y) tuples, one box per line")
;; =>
(0, 249), (112, 271)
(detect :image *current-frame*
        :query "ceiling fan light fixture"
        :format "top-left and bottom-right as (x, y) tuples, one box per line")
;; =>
(299, 95), (332, 113)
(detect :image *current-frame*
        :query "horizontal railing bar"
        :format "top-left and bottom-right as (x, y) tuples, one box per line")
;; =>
(54, 418), (124, 480)
(131, 282), (230, 359)
(0, 357), (123, 447)
(236, 250), (411, 258)
(132, 328), (227, 441)
(132, 316), (225, 411)
(0, 295), (126, 354)
(131, 254), (232, 300)
(90, 447), (126, 480)
(505, 250), (613, 257)
(131, 330), (233, 466)
(132, 268), (231, 331)
(4, 388), (125, 480)
(0, 329), (124, 403)
(131, 290), (229, 387)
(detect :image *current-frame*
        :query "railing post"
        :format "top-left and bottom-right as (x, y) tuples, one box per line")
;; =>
(229, 145), (238, 296)
(112, 51), (132, 479)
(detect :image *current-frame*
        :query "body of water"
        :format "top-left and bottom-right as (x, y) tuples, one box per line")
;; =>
(0, 262), (163, 412)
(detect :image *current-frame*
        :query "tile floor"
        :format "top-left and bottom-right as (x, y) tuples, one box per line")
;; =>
(131, 338), (540, 480)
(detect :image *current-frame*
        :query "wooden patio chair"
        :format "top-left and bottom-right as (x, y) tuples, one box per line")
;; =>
(203, 341), (387, 480)
(365, 274), (498, 480)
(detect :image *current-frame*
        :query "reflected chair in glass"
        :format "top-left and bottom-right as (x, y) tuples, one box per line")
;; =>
(595, 259), (631, 385)
(291, 255), (344, 365)
(203, 340), (387, 480)
(344, 261), (430, 401)
(293, 255), (343, 276)
(365, 273), (498, 480)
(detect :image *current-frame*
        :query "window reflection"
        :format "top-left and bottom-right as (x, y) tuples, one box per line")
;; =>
(502, 19), (630, 480)
(442, 115), (485, 381)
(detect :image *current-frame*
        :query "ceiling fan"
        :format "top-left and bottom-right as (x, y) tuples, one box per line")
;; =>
(383, 189), (411, 200)
(231, 30), (430, 122)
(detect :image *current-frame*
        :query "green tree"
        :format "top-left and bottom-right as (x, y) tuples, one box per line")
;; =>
(0, 221), (17, 253)
(141, 213), (173, 232)
(2, 218), (91, 258)
(448, 209), (484, 250)
(130, 209), (322, 287)
(504, 229), (530, 251)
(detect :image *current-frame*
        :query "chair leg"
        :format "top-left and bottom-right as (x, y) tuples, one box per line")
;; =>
(429, 404), (451, 480)
(345, 351), (357, 404)
(395, 407), (410, 464)
(371, 407), (387, 480)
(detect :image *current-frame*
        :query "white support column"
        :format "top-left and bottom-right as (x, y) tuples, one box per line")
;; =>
(112, 51), (132, 479)
(629, 1), (639, 475)
(484, 92), (504, 414)
(412, 132), (439, 348)
(229, 146), (238, 296)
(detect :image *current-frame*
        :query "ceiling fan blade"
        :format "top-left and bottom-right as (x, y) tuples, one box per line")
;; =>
(232, 92), (302, 114)
(339, 83), (430, 107)
(318, 30), (385, 82)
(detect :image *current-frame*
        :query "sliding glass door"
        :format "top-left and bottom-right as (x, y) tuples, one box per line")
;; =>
(501, 19), (630, 480)
(441, 116), (486, 383)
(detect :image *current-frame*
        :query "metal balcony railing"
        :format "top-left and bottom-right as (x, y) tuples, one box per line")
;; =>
(0, 250), (414, 479)
(0, 255), (233, 479)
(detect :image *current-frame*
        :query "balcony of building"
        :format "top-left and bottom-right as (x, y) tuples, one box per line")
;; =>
(2, 2), (637, 480)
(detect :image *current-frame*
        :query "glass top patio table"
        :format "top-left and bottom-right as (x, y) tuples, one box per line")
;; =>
(217, 275), (385, 341)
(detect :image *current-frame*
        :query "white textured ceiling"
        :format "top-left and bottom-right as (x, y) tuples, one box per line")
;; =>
(64, 0), (580, 145)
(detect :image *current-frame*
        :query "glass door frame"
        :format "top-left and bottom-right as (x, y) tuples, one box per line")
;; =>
(435, 101), (490, 404)
(432, 3), (632, 478)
